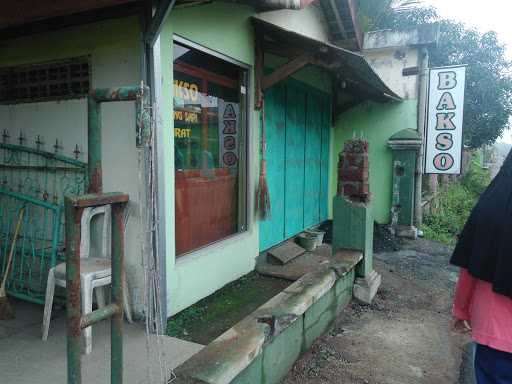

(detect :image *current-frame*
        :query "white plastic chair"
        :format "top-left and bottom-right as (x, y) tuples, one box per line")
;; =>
(42, 204), (132, 354)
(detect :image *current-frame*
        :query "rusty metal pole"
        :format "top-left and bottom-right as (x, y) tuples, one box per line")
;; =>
(414, 47), (430, 227)
(65, 197), (83, 384)
(65, 193), (129, 383)
(77, 84), (145, 382)
(111, 202), (126, 384)
(87, 96), (102, 194)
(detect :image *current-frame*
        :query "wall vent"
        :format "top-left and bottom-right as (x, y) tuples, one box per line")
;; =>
(0, 56), (90, 104)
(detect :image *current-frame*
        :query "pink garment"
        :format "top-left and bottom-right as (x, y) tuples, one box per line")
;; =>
(453, 268), (512, 353)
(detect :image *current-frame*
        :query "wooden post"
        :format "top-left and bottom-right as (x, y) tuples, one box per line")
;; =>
(255, 33), (264, 110)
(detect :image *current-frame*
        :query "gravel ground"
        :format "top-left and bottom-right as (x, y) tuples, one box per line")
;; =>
(282, 236), (473, 384)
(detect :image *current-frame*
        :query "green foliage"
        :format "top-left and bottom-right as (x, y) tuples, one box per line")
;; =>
(421, 153), (491, 245)
(355, 0), (438, 32)
(461, 155), (491, 196)
(422, 184), (473, 245)
(355, 1), (512, 149)
(431, 25), (512, 148)
(166, 306), (207, 340)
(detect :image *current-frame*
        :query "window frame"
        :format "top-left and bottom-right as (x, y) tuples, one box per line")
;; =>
(172, 34), (252, 259)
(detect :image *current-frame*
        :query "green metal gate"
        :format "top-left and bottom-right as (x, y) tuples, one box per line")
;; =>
(0, 142), (86, 304)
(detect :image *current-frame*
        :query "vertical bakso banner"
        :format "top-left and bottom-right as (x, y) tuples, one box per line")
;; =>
(424, 65), (466, 174)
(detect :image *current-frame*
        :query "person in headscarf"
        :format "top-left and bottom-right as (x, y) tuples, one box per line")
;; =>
(451, 150), (512, 384)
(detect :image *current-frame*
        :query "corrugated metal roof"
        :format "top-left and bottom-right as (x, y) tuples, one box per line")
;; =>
(319, 0), (362, 50)
(253, 17), (401, 103)
(0, 0), (140, 30)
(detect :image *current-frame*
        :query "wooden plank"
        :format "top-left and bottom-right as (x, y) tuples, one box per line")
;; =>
(304, 92), (322, 228)
(261, 54), (312, 91)
(0, 0), (138, 29)
(347, 0), (363, 50)
(267, 241), (305, 265)
(71, 192), (129, 208)
(174, 61), (237, 89)
(320, 94), (331, 222)
(284, 83), (306, 238)
(255, 34), (264, 110)
(259, 84), (287, 251)
(0, 2), (142, 40)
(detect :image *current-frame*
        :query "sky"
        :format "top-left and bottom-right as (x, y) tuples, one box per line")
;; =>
(421, 0), (512, 144)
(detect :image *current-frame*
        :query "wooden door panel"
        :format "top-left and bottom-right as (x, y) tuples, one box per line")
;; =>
(284, 84), (306, 238)
(259, 84), (286, 251)
(304, 92), (322, 228)
(320, 95), (331, 222)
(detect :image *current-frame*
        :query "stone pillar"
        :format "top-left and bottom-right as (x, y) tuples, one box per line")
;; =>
(332, 139), (381, 304)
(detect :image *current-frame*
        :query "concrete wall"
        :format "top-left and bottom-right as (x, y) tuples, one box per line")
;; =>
(330, 100), (418, 224)
(255, 2), (330, 42)
(327, 40), (421, 224)
(0, 17), (147, 313)
(158, 3), (258, 316)
(363, 47), (420, 100)
(159, 3), (334, 315)
(175, 265), (356, 384)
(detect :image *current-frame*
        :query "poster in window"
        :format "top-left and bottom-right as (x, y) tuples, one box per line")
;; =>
(218, 100), (239, 168)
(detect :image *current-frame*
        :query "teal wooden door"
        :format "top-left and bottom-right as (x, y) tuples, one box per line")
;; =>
(284, 85), (306, 238)
(320, 94), (331, 222)
(304, 92), (322, 228)
(259, 81), (331, 251)
(259, 84), (286, 250)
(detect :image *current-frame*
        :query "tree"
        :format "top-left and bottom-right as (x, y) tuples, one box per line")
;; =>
(356, 1), (512, 148)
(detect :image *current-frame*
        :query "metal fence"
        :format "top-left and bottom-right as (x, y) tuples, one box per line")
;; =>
(0, 141), (86, 304)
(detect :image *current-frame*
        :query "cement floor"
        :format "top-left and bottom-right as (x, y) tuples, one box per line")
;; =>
(0, 299), (203, 384)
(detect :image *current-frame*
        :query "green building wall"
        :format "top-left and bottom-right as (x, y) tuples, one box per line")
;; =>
(330, 100), (418, 224)
(160, 3), (333, 315)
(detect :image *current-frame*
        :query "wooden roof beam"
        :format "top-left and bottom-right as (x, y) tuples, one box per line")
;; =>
(261, 53), (313, 91)
(328, 0), (348, 40)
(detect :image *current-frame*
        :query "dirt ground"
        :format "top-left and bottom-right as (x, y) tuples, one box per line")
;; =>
(283, 237), (473, 384)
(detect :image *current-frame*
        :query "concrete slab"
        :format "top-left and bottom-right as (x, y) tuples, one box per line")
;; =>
(0, 300), (203, 384)
(266, 241), (305, 265)
(175, 250), (359, 384)
(354, 269), (382, 304)
(257, 245), (362, 281)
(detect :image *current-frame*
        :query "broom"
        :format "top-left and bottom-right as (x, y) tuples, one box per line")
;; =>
(0, 206), (25, 320)
(256, 101), (271, 220)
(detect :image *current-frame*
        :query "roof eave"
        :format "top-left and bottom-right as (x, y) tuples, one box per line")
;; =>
(252, 17), (402, 103)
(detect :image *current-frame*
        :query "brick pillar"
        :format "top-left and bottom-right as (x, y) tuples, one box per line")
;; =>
(337, 140), (370, 203)
(332, 139), (381, 304)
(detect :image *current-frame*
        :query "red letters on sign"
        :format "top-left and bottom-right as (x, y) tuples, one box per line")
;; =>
(432, 70), (459, 172)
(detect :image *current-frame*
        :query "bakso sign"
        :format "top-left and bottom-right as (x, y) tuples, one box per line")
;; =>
(424, 65), (466, 174)
(218, 100), (239, 168)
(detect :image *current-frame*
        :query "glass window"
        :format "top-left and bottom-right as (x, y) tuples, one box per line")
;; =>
(173, 40), (248, 257)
